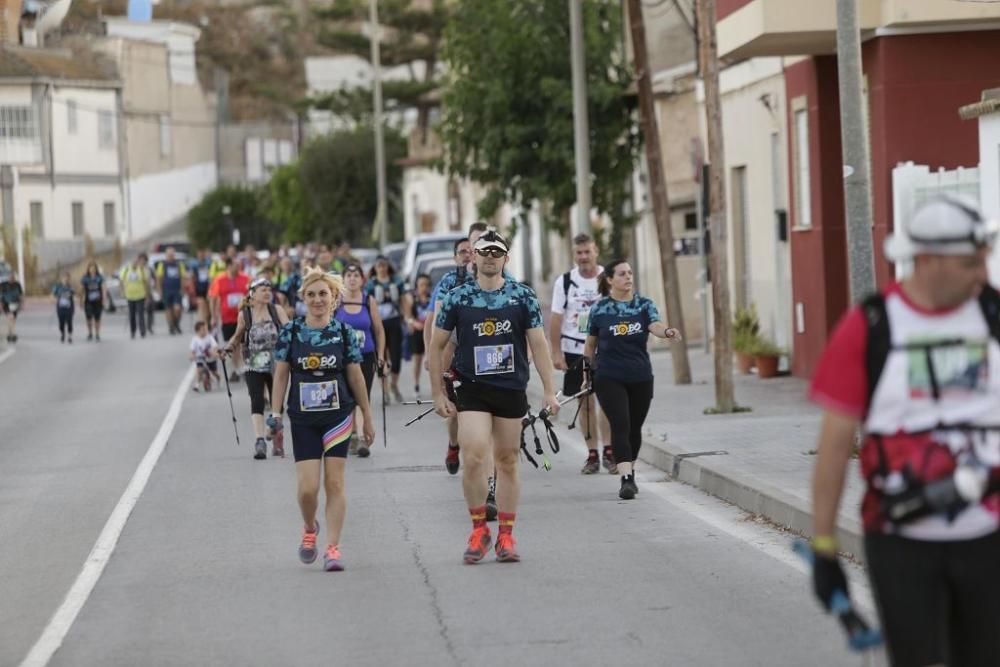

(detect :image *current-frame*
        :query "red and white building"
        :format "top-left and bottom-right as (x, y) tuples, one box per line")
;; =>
(716, 0), (1000, 376)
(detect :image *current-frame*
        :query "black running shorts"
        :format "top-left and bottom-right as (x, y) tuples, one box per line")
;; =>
(221, 322), (238, 345)
(290, 413), (354, 462)
(84, 301), (103, 321)
(562, 352), (587, 396)
(455, 380), (529, 420)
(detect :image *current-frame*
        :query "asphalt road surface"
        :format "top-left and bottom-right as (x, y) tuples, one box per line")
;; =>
(1, 304), (884, 666)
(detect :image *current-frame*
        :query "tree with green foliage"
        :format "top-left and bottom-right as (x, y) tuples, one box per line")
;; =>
(309, 0), (449, 134)
(264, 164), (314, 243)
(438, 0), (639, 247)
(290, 125), (407, 245)
(187, 186), (271, 251)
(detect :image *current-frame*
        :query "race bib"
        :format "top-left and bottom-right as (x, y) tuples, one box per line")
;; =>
(227, 293), (242, 308)
(58, 296), (71, 308)
(88, 289), (101, 302)
(128, 271), (138, 282)
(354, 329), (366, 348)
(249, 350), (272, 372)
(577, 312), (590, 334)
(8, 302), (18, 313)
(166, 266), (180, 279)
(299, 380), (340, 412)
(474, 344), (514, 376)
(198, 269), (209, 283)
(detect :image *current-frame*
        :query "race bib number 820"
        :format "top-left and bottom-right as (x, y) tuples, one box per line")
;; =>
(299, 380), (340, 412)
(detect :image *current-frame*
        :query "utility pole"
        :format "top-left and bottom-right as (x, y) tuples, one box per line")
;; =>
(696, 0), (735, 412)
(569, 0), (591, 235)
(370, 0), (388, 253)
(836, 0), (876, 301)
(627, 0), (691, 385)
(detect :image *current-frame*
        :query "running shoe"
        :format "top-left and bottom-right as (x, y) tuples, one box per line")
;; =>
(445, 444), (460, 475)
(272, 429), (285, 458)
(494, 534), (521, 563)
(618, 476), (637, 500)
(254, 438), (267, 460)
(603, 447), (618, 475)
(581, 452), (600, 475)
(323, 544), (344, 572)
(357, 444), (371, 458)
(485, 492), (498, 522)
(299, 523), (319, 564)
(348, 433), (359, 456)
(463, 526), (492, 564)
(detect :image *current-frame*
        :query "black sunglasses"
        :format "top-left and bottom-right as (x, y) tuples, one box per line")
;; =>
(476, 248), (507, 258)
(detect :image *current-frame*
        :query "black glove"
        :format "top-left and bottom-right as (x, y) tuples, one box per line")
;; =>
(812, 553), (849, 612)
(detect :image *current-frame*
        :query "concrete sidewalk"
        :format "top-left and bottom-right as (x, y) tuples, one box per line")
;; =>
(529, 348), (868, 560)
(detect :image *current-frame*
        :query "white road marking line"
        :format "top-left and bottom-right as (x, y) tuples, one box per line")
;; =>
(556, 416), (879, 621)
(19, 365), (196, 667)
(0, 347), (15, 366)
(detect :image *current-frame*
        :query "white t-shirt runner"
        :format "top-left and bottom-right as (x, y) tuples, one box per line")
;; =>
(550, 265), (603, 356)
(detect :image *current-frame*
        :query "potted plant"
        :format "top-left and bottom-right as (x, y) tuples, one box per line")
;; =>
(732, 305), (760, 374)
(751, 335), (784, 379)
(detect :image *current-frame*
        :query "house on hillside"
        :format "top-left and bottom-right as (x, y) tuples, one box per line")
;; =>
(95, 17), (217, 242)
(0, 45), (125, 268)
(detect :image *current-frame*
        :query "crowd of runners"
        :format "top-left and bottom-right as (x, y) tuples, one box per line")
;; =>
(7, 195), (1000, 665)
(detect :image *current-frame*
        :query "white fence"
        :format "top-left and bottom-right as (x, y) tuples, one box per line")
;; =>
(891, 161), (981, 278)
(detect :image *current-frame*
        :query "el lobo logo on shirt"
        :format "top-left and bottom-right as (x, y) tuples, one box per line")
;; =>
(473, 319), (513, 337)
(298, 353), (338, 370)
(610, 321), (643, 336)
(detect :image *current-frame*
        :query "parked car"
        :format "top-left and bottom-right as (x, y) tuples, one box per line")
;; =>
(412, 251), (456, 287)
(350, 247), (379, 274)
(151, 240), (191, 256)
(424, 257), (459, 291)
(383, 242), (407, 274)
(401, 232), (466, 283)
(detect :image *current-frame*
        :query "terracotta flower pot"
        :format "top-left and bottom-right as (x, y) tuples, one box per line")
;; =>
(755, 354), (780, 379)
(735, 351), (754, 375)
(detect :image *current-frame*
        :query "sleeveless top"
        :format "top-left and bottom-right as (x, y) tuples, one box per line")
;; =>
(246, 307), (280, 374)
(335, 297), (376, 355)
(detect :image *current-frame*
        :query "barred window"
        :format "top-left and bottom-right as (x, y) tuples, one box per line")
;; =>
(0, 106), (37, 139)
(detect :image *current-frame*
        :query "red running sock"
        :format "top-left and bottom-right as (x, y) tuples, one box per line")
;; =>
(469, 505), (487, 529)
(498, 512), (515, 536)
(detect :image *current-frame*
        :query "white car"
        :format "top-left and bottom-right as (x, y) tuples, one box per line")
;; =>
(401, 232), (466, 283)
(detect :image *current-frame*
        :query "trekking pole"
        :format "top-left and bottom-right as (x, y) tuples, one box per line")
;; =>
(791, 540), (882, 653)
(404, 406), (436, 427)
(400, 398), (435, 406)
(378, 359), (388, 447)
(220, 355), (240, 445)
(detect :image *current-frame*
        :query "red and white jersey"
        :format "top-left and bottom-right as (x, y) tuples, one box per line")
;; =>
(810, 283), (1000, 540)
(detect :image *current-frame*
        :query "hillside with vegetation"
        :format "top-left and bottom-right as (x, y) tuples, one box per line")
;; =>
(63, 0), (311, 121)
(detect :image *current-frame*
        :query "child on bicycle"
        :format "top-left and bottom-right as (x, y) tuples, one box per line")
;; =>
(190, 320), (221, 391)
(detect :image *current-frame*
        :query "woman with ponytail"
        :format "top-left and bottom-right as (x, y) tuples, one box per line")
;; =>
(583, 260), (682, 500)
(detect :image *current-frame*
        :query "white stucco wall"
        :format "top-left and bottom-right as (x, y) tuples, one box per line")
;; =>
(50, 87), (121, 176)
(15, 181), (122, 240)
(716, 58), (794, 352)
(979, 112), (1000, 282)
(126, 161), (217, 241)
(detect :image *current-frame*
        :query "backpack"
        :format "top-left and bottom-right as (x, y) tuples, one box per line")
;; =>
(863, 284), (1000, 411)
(561, 271), (577, 310)
(243, 302), (282, 349)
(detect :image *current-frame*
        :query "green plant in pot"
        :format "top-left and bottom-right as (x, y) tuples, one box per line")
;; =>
(732, 305), (760, 374)
(751, 335), (784, 379)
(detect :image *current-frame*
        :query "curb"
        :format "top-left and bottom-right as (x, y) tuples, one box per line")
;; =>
(527, 384), (867, 561)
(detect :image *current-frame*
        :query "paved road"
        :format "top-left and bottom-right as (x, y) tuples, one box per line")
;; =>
(1, 304), (884, 666)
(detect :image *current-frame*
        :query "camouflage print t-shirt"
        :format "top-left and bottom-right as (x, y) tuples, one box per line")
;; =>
(436, 279), (543, 391)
